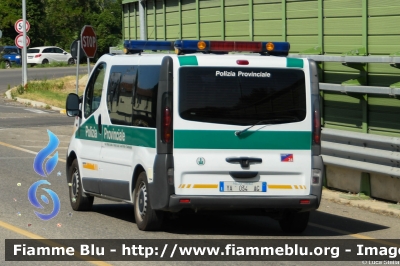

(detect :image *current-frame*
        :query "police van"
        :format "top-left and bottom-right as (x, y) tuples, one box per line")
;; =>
(65, 39), (324, 233)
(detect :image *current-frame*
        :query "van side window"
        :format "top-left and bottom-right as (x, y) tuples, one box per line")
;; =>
(106, 65), (160, 128)
(84, 63), (107, 118)
(107, 65), (136, 125)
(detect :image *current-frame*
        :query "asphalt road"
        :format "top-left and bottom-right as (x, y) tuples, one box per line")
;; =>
(0, 67), (88, 94)
(1, 100), (400, 266)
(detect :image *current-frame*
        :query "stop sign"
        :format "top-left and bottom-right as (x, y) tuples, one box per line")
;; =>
(80, 25), (97, 58)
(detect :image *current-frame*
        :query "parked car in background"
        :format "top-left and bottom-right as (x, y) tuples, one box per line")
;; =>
(27, 46), (75, 65)
(0, 46), (22, 68)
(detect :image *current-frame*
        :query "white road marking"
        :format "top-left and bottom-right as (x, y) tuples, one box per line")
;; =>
(23, 108), (47, 114)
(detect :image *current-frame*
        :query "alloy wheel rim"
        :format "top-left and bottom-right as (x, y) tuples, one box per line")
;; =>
(136, 181), (147, 219)
(71, 168), (79, 198)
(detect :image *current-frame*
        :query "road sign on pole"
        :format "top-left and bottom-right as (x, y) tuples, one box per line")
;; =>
(15, 19), (30, 33)
(80, 25), (97, 58)
(15, 34), (30, 48)
(70, 39), (85, 61)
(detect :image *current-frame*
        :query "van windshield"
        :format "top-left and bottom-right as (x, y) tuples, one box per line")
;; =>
(178, 67), (306, 126)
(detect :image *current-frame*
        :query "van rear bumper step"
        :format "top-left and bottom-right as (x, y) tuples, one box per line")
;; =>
(167, 195), (318, 211)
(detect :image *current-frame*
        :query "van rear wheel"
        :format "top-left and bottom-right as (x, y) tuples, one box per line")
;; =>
(134, 172), (164, 231)
(279, 211), (310, 233)
(69, 159), (94, 211)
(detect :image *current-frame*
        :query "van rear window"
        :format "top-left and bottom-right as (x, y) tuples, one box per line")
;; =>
(178, 67), (306, 126)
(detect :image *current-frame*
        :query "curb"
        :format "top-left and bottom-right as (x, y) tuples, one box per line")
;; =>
(4, 88), (66, 114)
(322, 188), (400, 218)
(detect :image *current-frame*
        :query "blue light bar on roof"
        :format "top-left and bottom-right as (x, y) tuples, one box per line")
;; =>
(124, 40), (174, 53)
(123, 39), (290, 56)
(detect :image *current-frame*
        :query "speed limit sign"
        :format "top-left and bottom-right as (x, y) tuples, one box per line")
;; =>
(15, 19), (30, 33)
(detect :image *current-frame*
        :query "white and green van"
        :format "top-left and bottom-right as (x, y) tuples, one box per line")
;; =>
(65, 40), (324, 233)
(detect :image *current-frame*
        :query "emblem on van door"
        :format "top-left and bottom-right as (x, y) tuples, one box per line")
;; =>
(196, 157), (205, 165)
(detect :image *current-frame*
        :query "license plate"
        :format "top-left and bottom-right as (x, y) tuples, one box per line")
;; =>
(28, 56), (33, 59)
(219, 181), (267, 192)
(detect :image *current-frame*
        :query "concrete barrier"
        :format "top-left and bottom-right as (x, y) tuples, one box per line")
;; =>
(322, 128), (400, 203)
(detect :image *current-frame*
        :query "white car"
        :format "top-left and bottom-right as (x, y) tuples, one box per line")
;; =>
(27, 46), (75, 65)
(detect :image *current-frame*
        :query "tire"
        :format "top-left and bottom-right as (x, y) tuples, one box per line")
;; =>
(68, 58), (75, 65)
(5, 61), (11, 69)
(69, 159), (94, 211)
(42, 59), (49, 64)
(134, 172), (164, 231)
(279, 211), (310, 234)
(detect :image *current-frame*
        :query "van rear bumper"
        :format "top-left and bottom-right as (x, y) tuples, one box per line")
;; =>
(167, 195), (318, 212)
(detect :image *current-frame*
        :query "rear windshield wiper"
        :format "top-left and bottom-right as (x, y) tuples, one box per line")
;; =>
(235, 117), (300, 136)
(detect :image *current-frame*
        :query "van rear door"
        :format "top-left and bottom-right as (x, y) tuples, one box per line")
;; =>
(173, 63), (312, 198)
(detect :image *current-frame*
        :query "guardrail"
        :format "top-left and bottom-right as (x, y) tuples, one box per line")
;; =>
(109, 47), (124, 55)
(322, 128), (400, 178)
(289, 54), (400, 64)
(321, 128), (400, 202)
(319, 83), (400, 96)
(294, 54), (400, 201)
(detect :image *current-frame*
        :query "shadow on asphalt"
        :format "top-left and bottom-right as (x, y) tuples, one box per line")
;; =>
(90, 203), (388, 237)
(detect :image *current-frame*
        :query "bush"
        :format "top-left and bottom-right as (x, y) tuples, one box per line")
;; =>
(16, 85), (24, 95)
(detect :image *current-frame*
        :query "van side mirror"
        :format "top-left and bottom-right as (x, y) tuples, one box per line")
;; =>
(66, 93), (81, 117)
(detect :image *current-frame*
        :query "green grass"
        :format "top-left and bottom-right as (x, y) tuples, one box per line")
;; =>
(32, 61), (71, 68)
(0, 61), (22, 69)
(11, 75), (86, 108)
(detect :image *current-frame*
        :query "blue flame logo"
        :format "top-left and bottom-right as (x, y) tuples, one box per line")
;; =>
(28, 180), (60, 220)
(29, 130), (61, 221)
(33, 130), (59, 177)
(33, 130), (60, 177)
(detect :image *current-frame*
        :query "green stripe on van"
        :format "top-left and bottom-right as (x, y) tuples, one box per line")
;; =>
(287, 58), (304, 68)
(174, 130), (311, 150)
(76, 116), (156, 148)
(178, 56), (198, 66)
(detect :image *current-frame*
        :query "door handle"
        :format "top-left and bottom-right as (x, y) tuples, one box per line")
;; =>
(229, 171), (258, 179)
(98, 114), (102, 134)
(226, 157), (262, 168)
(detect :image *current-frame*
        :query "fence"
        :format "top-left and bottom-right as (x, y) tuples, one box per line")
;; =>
(292, 54), (400, 202)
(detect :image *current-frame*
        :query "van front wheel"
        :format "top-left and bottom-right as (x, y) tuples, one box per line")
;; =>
(279, 211), (310, 233)
(134, 172), (164, 231)
(69, 159), (94, 211)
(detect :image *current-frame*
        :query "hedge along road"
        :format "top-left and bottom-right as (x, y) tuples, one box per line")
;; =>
(0, 67), (88, 94)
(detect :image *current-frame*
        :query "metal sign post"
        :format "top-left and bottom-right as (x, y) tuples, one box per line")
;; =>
(22, 0), (27, 88)
(76, 41), (80, 95)
(87, 58), (90, 75)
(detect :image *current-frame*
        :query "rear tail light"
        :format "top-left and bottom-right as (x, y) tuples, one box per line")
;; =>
(313, 109), (321, 145)
(162, 107), (172, 143)
(34, 54), (42, 58)
(179, 199), (190, 203)
(300, 200), (310, 205)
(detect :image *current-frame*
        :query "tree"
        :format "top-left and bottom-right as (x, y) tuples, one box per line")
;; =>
(0, 0), (122, 56)
(92, 0), (122, 56)
(0, 0), (22, 45)
(26, 0), (46, 47)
